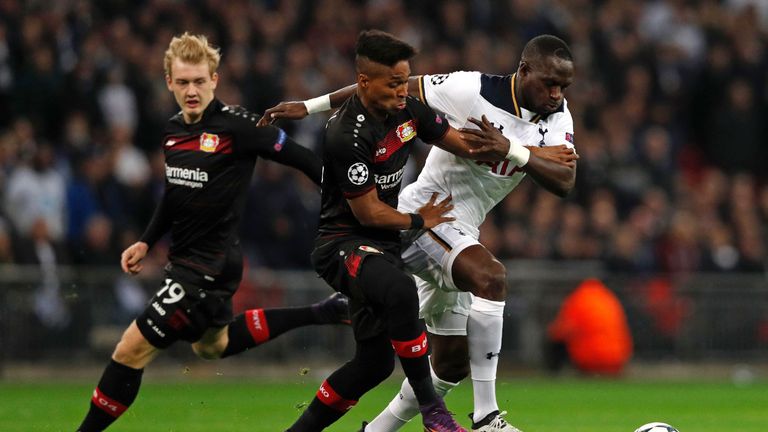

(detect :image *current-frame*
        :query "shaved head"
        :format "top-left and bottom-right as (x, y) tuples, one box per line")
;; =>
(521, 34), (573, 65)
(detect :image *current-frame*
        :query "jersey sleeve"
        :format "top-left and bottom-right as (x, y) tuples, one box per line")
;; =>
(407, 97), (450, 144)
(139, 187), (172, 247)
(418, 71), (481, 125)
(231, 109), (323, 184)
(545, 99), (575, 150)
(325, 123), (376, 198)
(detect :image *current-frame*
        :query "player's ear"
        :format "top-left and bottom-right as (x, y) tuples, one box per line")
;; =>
(358, 73), (369, 88)
(517, 60), (528, 75)
(165, 74), (173, 91)
(210, 72), (219, 89)
(518, 61), (530, 77)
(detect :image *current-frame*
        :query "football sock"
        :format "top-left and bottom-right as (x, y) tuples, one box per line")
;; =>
(288, 336), (394, 431)
(221, 305), (320, 358)
(367, 366), (458, 431)
(286, 380), (356, 431)
(77, 360), (143, 432)
(468, 296), (505, 423)
(391, 331), (437, 406)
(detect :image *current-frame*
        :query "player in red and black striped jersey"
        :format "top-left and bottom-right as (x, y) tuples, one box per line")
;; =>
(286, 30), (514, 432)
(76, 33), (349, 432)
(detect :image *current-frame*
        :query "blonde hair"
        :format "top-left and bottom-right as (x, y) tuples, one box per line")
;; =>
(164, 32), (221, 78)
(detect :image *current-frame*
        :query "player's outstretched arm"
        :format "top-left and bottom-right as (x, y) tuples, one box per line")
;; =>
(524, 145), (579, 197)
(259, 76), (428, 126)
(258, 84), (358, 126)
(348, 190), (453, 230)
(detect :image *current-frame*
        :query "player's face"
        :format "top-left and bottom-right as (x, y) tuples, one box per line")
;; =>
(359, 60), (410, 118)
(519, 56), (574, 115)
(166, 58), (218, 124)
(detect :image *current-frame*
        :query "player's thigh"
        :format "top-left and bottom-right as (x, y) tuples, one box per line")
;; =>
(112, 321), (161, 369)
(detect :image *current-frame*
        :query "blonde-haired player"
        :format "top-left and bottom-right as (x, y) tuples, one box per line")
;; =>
(76, 33), (349, 431)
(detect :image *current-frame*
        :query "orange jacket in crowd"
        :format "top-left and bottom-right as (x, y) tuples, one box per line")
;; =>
(548, 278), (633, 374)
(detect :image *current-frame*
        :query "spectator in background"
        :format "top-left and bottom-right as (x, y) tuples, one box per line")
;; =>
(546, 278), (633, 375)
(4, 143), (67, 242)
(706, 78), (762, 174)
(0, 0), (765, 276)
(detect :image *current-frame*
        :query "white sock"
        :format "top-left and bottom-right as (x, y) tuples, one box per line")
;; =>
(468, 296), (505, 423)
(366, 364), (459, 432)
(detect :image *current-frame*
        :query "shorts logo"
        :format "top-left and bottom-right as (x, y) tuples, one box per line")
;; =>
(199, 132), (220, 152)
(565, 132), (574, 144)
(347, 162), (368, 185)
(396, 121), (416, 143)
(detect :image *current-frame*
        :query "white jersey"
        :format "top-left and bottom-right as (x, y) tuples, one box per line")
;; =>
(398, 71), (575, 238)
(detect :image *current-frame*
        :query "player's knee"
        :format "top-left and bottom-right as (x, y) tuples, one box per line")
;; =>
(112, 339), (151, 368)
(192, 342), (225, 360)
(432, 356), (469, 383)
(470, 261), (507, 301)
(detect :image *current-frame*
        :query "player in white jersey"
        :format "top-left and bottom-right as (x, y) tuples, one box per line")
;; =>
(262, 35), (578, 432)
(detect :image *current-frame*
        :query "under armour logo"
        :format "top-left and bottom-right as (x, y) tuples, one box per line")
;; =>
(538, 126), (548, 147)
(486, 352), (499, 360)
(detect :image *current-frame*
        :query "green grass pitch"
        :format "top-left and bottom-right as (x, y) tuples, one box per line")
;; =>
(1, 377), (766, 431)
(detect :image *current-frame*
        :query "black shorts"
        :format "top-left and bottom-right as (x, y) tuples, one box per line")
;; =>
(136, 266), (237, 349)
(311, 236), (401, 341)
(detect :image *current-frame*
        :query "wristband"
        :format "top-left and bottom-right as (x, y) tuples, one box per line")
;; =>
(505, 138), (530, 166)
(304, 94), (332, 114)
(409, 213), (424, 230)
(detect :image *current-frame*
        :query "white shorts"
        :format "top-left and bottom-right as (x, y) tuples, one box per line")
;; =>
(401, 222), (479, 336)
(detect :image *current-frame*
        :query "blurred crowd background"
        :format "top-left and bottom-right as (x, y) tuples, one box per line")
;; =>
(0, 0), (766, 280)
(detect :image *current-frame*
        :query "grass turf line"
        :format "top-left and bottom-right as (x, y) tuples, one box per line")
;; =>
(0, 378), (766, 431)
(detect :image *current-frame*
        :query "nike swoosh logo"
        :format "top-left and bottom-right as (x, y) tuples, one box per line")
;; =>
(165, 140), (176, 147)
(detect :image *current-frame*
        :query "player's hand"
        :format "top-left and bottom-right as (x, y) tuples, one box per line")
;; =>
(257, 101), (308, 126)
(417, 193), (455, 229)
(530, 145), (579, 167)
(121, 241), (149, 275)
(459, 115), (510, 161)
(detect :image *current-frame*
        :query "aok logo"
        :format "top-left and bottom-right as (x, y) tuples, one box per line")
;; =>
(318, 385), (331, 399)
